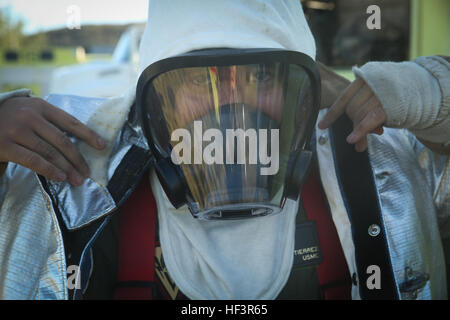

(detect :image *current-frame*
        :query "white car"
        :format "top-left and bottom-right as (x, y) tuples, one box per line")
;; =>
(49, 26), (144, 97)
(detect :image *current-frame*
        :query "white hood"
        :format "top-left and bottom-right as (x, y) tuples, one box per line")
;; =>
(138, 0), (316, 72)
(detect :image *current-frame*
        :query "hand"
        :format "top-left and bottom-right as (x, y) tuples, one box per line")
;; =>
(318, 77), (386, 152)
(0, 96), (106, 186)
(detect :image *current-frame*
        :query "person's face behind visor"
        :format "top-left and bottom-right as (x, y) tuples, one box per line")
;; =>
(160, 64), (285, 129)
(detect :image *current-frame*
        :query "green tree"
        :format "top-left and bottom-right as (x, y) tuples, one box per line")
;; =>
(0, 9), (24, 49)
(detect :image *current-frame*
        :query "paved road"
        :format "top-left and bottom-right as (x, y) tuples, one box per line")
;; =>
(0, 66), (57, 97)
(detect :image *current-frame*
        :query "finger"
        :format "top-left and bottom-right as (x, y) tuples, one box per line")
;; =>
(352, 98), (385, 136)
(6, 143), (67, 182)
(355, 137), (368, 152)
(318, 77), (365, 129)
(30, 115), (90, 178)
(15, 130), (84, 186)
(352, 96), (381, 125)
(347, 107), (386, 144)
(345, 85), (374, 120)
(41, 103), (106, 150)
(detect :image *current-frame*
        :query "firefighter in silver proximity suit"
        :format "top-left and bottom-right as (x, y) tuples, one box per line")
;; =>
(0, 0), (449, 300)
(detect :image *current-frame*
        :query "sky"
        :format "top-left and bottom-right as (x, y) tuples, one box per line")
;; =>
(0, 0), (149, 34)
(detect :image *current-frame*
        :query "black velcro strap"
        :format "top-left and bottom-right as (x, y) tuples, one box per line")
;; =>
(107, 145), (153, 205)
(331, 114), (398, 300)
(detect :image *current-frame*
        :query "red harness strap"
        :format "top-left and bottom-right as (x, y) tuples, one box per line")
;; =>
(300, 167), (352, 300)
(114, 176), (157, 300)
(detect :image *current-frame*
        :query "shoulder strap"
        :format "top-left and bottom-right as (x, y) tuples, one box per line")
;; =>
(276, 199), (323, 299)
(114, 174), (158, 300)
(330, 114), (398, 299)
(277, 164), (323, 300)
(277, 162), (352, 299)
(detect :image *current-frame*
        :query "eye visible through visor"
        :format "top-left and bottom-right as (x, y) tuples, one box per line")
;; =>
(137, 48), (321, 220)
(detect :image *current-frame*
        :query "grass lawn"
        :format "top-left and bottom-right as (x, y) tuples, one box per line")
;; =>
(0, 47), (89, 67)
(1, 48), (112, 67)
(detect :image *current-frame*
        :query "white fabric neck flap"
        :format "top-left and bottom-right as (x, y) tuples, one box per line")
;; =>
(150, 170), (299, 299)
(142, 0), (317, 299)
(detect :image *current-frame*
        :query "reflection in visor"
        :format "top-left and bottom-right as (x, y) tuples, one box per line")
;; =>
(159, 64), (285, 129)
(146, 63), (314, 218)
(180, 104), (279, 212)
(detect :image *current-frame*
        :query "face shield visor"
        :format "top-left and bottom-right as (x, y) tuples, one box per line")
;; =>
(137, 48), (320, 220)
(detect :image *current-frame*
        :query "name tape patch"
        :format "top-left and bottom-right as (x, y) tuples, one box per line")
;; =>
(293, 221), (322, 268)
